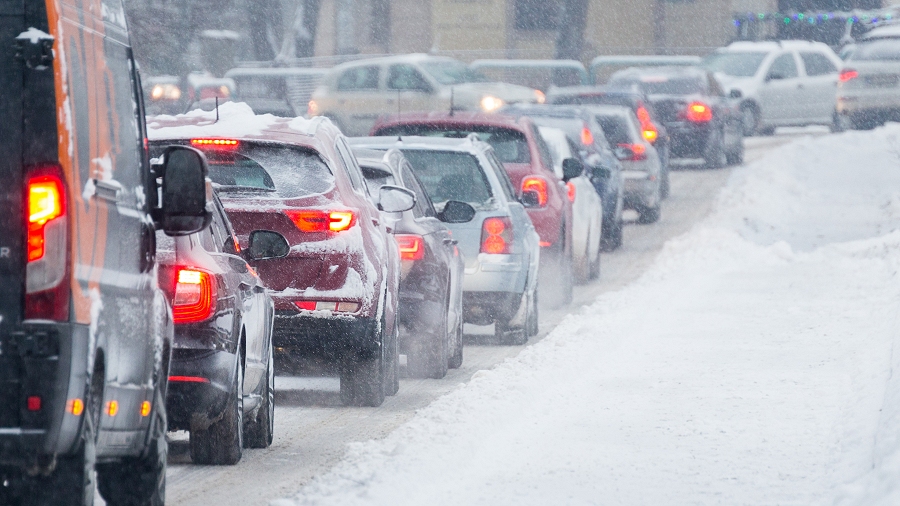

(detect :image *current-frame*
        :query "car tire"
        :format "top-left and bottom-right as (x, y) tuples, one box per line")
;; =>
(448, 288), (464, 369)
(407, 292), (450, 379)
(495, 314), (527, 346)
(190, 355), (243, 465)
(588, 240), (601, 280)
(244, 344), (275, 449)
(637, 203), (661, 224)
(726, 139), (744, 166)
(660, 163), (671, 199)
(526, 287), (539, 338)
(704, 129), (727, 169)
(30, 396), (97, 506)
(340, 315), (387, 407)
(759, 125), (776, 136)
(97, 386), (167, 506)
(740, 102), (759, 136)
(601, 215), (623, 251)
(831, 111), (848, 133)
(384, 320), (400, 395)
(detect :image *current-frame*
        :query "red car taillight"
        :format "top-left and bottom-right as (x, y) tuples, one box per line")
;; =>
(481, 217), (512, 254)
(618, 143), (648, 161)
(25, 167), (69, 321)
(580, 126), (594, 146)
(395, 234), (425, 261)
(172, 268), (216, 324)
(521, 177), (549, 207)
(839, 69), (858, 82)
(285, 210), (356, 233)
(685, 102), (713, 123)
(190, 138), (239, 149)
(566, 181), (576, 202)
(636, 105), (659, 144)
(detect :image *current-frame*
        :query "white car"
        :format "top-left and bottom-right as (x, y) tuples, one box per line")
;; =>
(537, 126), (603, 282)
(837, 25), (900, 130)
(703, 41), (843, 135)
(308, 54), (544, 136)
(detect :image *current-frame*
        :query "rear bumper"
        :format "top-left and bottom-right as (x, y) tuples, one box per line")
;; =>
(165, 349), (237, 432)
(463, 291), (524, 326)
(273, 313), (379, 361)
(666, 122), (713, 158)
(463, 253), (529, 294)
(622, 170), (657, 209)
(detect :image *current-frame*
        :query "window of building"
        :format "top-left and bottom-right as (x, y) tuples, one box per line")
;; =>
(514, 0), (559, 31)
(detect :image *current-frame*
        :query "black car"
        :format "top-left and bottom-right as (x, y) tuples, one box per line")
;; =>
(353, 148), (473, 379)
(608, 66), (744, 168)
(546, 85), (672, 198)
(156, 191), (285, 465)
(503, 104), (626, 250)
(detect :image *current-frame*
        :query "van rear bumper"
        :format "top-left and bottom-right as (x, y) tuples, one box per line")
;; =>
(0, 323), (89, 467)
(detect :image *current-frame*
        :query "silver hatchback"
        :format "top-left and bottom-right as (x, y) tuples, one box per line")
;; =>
(349, 136), (540, 344)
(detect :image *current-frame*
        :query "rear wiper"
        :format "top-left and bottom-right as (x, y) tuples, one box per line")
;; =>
(217, 185), (276, 193)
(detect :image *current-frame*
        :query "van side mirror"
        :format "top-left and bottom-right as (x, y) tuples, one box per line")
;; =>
(520, 190), (541, 208)
(729, 89), (743, 99)
(561, 158), (584, 182)
(246, 230), (290, 260)
(379, 185), (416, 213)
(159, 146), (212, 236)
(438, 200), (476, 223)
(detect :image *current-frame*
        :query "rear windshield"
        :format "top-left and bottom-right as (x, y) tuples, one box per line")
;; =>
(595, 114), (636, 145)
(850, 39), (900, 61)
(375, 125), (531, 164)
(400, 150), (494, 209)
(193, 144), (333, 199)
(611, 75), (705, 95)
(527, 116), (587, 144)
(703, 51), (767, 77)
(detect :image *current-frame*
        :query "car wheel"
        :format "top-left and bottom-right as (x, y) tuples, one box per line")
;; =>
(31, 394), (97, 506)
(759, 125), (776, 136)
(740, 103), (759, 136)
(704, 129), (727, 169)
(831, 111), (848, 133)
(588, 238), (601, 280)
(384, 320), (400, 395)
(574, 233), (591, 284)
(244, 344), (275, 448)
(97, 386), (167, 505)
(601, 215), (623, 251)
(495, 314), (527, 346)
(340, 315), (387, 407)
(725, 139), (744, 166)
(660, 163), (671, 199)
(448, 288), (464, 369)
(190, 354), (243, 465)
(407, 292), (449, 379)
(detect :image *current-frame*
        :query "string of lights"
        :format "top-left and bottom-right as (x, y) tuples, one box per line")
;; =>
(732, 9), (896, 27)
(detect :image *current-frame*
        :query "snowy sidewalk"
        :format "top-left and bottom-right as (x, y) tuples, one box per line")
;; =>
(277, 127), (900, 506)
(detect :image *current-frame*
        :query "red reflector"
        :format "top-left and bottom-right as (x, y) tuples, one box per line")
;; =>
(539, 241), (552, 247)
(481, 217), (512, 254)
(26, 396), (41, 411)
(580, 126), (594, 146)
(172, 268), (216, 324)
(396, 234), (425, 261)
(169, 376), (211, 383)
(294, 301), (317, 311)
(285, 210), (356, 233)
(521, 177), (549, 207)
(191, 138), (239, 149)
(685, 102), (713, 122)
(566, 181), (576, 202)
(839, 69), (858, 82)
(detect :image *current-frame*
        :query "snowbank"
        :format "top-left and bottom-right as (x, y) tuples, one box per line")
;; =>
(275, 125), (900, 505)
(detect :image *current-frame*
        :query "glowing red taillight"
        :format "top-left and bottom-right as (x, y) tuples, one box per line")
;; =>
(25, 167), (69, 321)
(396, 234), (425, 261)
(685, 102), (713, 122)
(839, 69), (859, 82)
(172, 268), (216, 324)
(190, 138), (239, 149)
(580, 126), (594, 146)
(566, 181), (576, 202)
(618, 143), (648, 161)
(521, 177), (549, 207)
(481, 217), (512, 255)
(636, 106), (659, 144)
(285, 210), (356, 233)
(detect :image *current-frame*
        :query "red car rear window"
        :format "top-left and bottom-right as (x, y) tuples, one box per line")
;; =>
(202, 144), (334, 199)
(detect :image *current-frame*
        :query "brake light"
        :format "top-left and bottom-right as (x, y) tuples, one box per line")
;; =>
(618, 143), (648, 161)
(191, 138), (239, 149)
(396, 234), (425, 261)
(839, 69), (858, 82)
(642, 127), (659, 143)
(685, 102), (712, 122)
(566, 181), (576, 202)
(169, 376), (211, 383)
(25, 167), (69, 321)
(636, 105), (652, 124)
(172, 268), (216, 324)
(308, 100), (320, 116)
(481, 217), (512, 254)
(521, 177), (549, 207)
(580, 126), (594, 146)
(285, 210), (356, 233)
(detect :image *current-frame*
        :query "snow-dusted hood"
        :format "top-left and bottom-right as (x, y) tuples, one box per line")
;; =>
(445, 82), (539, 108)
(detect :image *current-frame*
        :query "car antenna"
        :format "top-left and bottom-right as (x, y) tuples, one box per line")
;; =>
(215, 96), (219, 123)
(397, 88), (401, 119)
(450, 86), (455, 117)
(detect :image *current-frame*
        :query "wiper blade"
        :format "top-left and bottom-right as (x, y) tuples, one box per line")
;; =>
(216, 185), (276, 193)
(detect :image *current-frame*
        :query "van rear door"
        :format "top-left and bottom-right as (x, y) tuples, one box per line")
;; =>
(0, 0), (25, 333)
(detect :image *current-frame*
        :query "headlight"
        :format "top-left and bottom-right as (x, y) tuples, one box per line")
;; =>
(480, 95), (505, 112)
(534, 89), (546, 104)
(150, 83), (181, 101)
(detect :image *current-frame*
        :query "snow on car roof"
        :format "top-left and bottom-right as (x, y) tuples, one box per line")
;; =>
(863, 25), (900, 39)
(723, 40), (831, 51)
(348, 135), (489, 154)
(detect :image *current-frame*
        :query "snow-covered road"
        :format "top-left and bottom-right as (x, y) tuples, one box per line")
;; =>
(273, 127), (900, 505)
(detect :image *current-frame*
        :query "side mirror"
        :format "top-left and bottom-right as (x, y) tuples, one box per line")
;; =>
(520, 190), (541, 208)
(160, 146), (211, 236)
(561, 158), (584, 182)
(729, 89), (743, 99)
(438, 200), (476, 223)
(246, 230), (290, 260)
(378, 185), (416, 213)
(614, 146), (634, 161)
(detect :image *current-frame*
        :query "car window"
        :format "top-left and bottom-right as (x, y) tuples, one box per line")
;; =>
(849, 39), (900, 61)
(702, 51), (768, 77)
(372, 125), (532, 164)
(387, 65), (432, 92)
(399, 162), (436, 218)
(208, 204), (231, 253)
(359, 164), (396, 197)
(197, 144), (334, 199)
(595, 114), (637, 145)
(337, 66), (380, 91)
(335, 137), (367, 193)
(708, 74), (726, 96)
(531, 124), (556, 169)
(400, 149), (494, 209)
(419, 60), (488, 85)
(767, 53), (799, 79)
(610, 74), (706, 95)
(800, 52), (838, 76)
(485, 150), (518, 201)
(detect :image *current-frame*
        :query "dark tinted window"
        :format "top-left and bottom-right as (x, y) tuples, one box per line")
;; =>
(359, 164), (395, 196)
(800, 52), (838, 76)
(400, 150), (494, 208)
(767, 54), (799, 79)
(703, 51), (767, 77)
(595, 114), (638, 145)
(850, 39), (900, 61)
(387, 65), (432, 92)
(374, 125), (531, 164)
(200, 145), (334, 198)
(337, 66), (380, 91)
(399, 163), (435, 218)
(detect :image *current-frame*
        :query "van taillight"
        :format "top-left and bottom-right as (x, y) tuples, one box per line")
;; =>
(685, 102), (713, 122)
(25, 168), (69, 321)
(618, 143), (648, 161)
(172, 268), (216, 324)
(839, 69), (858, 82)
(521, 177), (549, 207)
(395, 234), (425, 261)
(481, 217), (512, 255)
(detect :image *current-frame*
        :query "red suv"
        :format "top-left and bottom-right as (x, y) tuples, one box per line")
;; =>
(149, 105), (405, 407)
(372, 112), (575, 307)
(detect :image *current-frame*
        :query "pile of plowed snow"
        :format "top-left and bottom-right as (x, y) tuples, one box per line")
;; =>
(275, 126), (900, 506)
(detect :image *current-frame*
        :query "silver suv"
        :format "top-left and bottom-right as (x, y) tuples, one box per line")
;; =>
(837, 25), (900, 130)
(310, 54), (542, 136)
(350, 136), (540, 344)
